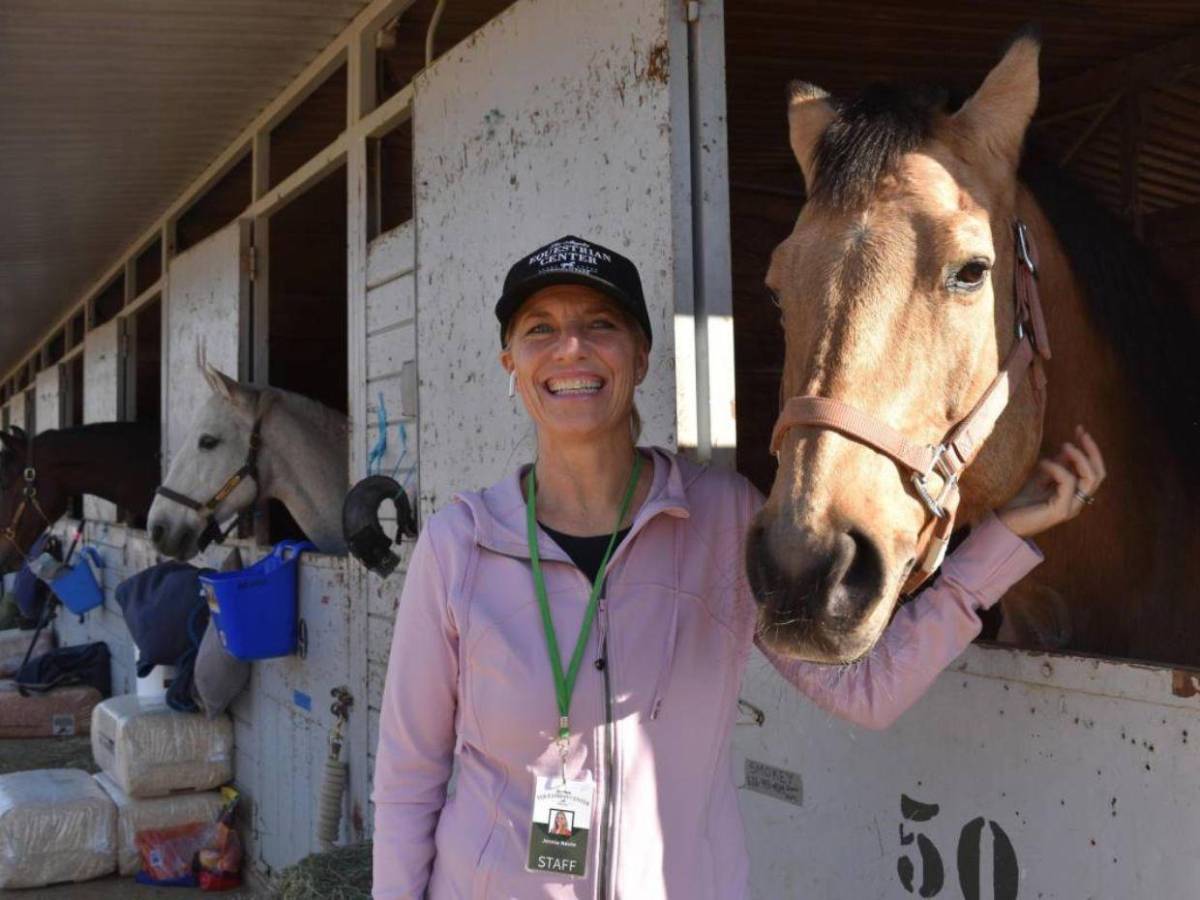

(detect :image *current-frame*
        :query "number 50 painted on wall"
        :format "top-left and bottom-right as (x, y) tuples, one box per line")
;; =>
(898, 794), (1019, 900)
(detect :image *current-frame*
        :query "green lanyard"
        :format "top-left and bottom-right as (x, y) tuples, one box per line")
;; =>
(526, 453), (643, 741)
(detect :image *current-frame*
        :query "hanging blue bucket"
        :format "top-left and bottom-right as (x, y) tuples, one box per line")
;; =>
(50, 547), (106, 615)
(200, 540), (314, 661)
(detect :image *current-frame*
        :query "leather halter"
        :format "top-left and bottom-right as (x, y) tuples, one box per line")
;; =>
(769, 220), (1052, 593)
(155, 417), (264, 552)
(0, 433), (54, 565)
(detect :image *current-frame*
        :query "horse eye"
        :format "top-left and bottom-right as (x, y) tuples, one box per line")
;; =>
(949, 260), (990, 292)
(198, 434), (221, 451)
(766, 287), (782, 308)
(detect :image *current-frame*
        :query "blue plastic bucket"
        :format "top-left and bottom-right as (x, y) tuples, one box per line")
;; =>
(50, 547), (106, 615)
(200, 540), (313, 661)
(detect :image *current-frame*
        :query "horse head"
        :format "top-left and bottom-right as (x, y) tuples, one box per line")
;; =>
(747, 35), (1048, 662)
(0, 426), (65, 574)
(148, 364), (267, 560)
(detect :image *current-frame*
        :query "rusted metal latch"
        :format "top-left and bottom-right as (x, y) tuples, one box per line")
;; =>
(329, 686), (354, 756)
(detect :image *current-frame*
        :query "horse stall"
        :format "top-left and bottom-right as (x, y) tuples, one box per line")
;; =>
(2, 0), (1199, 894)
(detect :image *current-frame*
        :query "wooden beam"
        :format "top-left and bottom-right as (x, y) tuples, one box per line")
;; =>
(0, 0), (418, 389)
(251, 132), (270, 202)
(1039, 32), (1200, 120)
(360, 82), (414, 140)
(1059, 94), (1123, 168)
(123, 280), (163, 318)
(349, 28), (378, 125)
(248, 136), (349, 220)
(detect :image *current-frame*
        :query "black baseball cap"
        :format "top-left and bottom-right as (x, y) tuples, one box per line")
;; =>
(495, 235), (653, 347)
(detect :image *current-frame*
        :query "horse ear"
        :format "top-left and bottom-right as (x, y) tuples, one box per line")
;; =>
(788, 81), (836, 193)
(952, 32), (1041, 170)
(202, 363), (235, 401)
(203, 363), (260, 415)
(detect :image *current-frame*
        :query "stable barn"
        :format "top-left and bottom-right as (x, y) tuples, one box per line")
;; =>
(1, 0), (1198, 893)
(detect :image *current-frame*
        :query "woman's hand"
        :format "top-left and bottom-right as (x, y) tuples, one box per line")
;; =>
(996, 425), (1106, 539)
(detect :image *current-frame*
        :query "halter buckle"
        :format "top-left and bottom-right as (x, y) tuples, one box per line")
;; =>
(1014, 220), (1037, 278)
(910, 445), (957, 519)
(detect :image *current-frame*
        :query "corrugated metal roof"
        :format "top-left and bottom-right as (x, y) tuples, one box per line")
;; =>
(0, 0), (370, 374)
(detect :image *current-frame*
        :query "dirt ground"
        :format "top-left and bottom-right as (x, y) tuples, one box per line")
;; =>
(0, 876), (263, 898)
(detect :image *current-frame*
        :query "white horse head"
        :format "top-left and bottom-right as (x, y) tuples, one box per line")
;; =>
(148, 363), (349, 560)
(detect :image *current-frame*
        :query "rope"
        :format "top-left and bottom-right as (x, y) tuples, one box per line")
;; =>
(317, 688), (354, 850)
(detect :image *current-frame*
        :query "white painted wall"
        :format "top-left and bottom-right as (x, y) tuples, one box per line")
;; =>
(7, 392), (25, 436)
(83, 320), (121, 522)
(411, 0), (680, 515)
(734, 644), (1200, 898)
(34, 367), (61, 434)
(357, 222), (420, 812)
(163, 221), (247, 464)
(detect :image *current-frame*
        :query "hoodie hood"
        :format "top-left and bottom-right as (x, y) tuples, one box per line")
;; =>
(452, 446), (698, 563)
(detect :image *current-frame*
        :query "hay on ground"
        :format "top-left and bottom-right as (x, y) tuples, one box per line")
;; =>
(273, 842), (372, 900)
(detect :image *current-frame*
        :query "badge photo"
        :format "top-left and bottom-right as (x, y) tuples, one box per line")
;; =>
(527, 775), (593, 879)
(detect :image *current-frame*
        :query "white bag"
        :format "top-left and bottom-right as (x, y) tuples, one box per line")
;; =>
(0, 769), (116, 888)
(91, 694), (233, 798)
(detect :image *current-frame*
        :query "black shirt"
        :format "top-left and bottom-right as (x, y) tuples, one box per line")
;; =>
(538, 522), (631, 584)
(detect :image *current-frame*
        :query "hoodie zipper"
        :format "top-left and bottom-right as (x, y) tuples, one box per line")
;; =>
(595, 588), (616, 900)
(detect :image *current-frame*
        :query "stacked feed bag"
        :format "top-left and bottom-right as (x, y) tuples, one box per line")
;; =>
(91, 695), (233, 797)
(93, 771), (224, 875)
(0, 680), (102, 737)
(0, 629), (53, 677)
(0, 769), (116, 888)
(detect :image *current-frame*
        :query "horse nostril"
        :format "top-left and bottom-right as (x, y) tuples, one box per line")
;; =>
(151, 524), (164, 545)
(839, 528), (885, 600)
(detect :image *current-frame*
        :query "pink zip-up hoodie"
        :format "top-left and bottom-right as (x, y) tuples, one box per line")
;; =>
(372, 448), (1042, 898)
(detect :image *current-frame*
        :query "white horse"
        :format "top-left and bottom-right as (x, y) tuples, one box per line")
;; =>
(148, 364), (348, 560)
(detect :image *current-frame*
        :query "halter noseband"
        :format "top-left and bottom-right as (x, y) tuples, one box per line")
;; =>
(0, 432), (54, 565)
(155, 417), (264, 552)
(769, 219), (1052, 593)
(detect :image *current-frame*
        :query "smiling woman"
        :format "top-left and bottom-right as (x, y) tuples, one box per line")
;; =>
(370, 228), (1099, 900)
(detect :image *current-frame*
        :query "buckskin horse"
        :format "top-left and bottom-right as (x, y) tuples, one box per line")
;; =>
(746, 34), (1200, 668)
(0, 422), (161, 573)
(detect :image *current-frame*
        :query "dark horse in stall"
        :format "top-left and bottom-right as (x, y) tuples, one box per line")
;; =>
(746, 34), (1200, 667)
(0, 422), (161, 573)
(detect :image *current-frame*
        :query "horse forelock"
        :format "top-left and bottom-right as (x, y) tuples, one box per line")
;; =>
(810, 83), (957, 211)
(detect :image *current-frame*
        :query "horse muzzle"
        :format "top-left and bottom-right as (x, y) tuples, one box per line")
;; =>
(745, 513), (892, 662)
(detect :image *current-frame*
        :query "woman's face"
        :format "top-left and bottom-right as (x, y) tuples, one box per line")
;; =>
(501, 285), (648, 446)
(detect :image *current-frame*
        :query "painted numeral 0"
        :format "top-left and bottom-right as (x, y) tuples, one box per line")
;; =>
(898, 795), (1019, 900)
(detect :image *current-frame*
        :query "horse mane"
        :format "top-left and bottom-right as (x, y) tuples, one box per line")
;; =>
(262, 385), (349, 437)
(805, 80), (1200, 487)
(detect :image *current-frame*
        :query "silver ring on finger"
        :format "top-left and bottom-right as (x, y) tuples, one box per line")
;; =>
(1073, 488), (1096, 506)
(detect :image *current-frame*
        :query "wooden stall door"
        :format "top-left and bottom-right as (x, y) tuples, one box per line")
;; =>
(411, 0), (684, 516)
(34, 368), (61, 435)
(163, 220), (249, 465)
